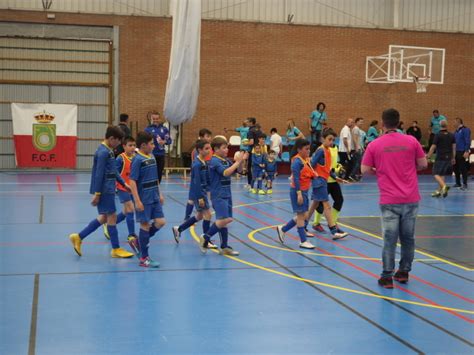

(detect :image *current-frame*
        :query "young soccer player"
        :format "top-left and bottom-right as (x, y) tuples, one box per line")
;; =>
(185, 128), (213, 220)
(307, 130), (348, 240)
(265, 150), (278, 194)
(276, 138), (316, 249)
(250, 144), (266, 194)
(198, 137), (248, 255)
(69, 127), (134, 258)
(172, 139), (215, 246)
(129, 131), (166, 268)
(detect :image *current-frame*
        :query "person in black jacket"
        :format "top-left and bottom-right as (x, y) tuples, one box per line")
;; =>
(406, 121), (422, 142)
(115, 113), (132, 156)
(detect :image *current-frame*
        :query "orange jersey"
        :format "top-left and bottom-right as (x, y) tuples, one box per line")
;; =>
(315, 147), (331, 180)
(116, 152), (133, 192)
(290, 154), (317, 191)
(191, 148), (213, 163)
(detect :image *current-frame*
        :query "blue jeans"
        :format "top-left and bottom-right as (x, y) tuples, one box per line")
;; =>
(380, 203), (419, 277)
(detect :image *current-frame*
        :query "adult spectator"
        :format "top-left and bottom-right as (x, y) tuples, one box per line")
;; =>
(144, 111), (172, 183)
(286, 119), (305, 157)
(350, 117), (365, 181)
(114, 113), (132, 156)
(426, 120), (455, 197)
(366, 120), (379, 144)
(453, 117), (471, 190)
(308, 102), (327, 154)
(269, 128), (283, 156)
(338, 118), (354, 180)
(245, 117), (262, 186)
(406, 121), (422, 142)
(429, 110), (447, 147)
(361, 108), (427, 289)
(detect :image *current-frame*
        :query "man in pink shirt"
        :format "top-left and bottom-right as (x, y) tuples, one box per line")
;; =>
(361, 108), (427, 289)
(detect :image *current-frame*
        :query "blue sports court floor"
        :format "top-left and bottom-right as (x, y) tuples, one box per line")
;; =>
(0, 172), (473, 354)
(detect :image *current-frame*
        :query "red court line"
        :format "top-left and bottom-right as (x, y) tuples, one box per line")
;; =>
(236, 206), (474, 323)
(417, 236), (474, 239)
(56, 176), (63, 192)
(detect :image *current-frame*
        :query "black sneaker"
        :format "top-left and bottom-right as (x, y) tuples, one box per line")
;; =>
(452, 184), (462, 188)
(378, 276), (394, 289)
(393, 270), (409, 283)
(460, 185), (468, 191)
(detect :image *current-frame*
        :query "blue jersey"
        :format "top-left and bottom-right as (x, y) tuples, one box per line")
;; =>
(252, 153), (265, 169)
(130, 152), (160, 204)
(209, 155), (232, 199)
(145, 124), (172, 156)
(189, 156), (210, 200)
(310, 111), (327, 130)
(265, 158), (277, 174)
(90, 142), (124, 195)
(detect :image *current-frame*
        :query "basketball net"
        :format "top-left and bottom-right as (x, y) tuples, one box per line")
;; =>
(414, 76), (430, 93)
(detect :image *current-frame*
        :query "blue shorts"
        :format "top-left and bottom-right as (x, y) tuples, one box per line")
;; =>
(97, 193), (116, 215)
(311, 178), (329, 202)
(252, 168), (264, 179)
(194, 196), (210, 212)
(290, 188), (309, 214)
(135, 201), (164, 223)
(212, 197), (233, 219)
(117, 190), (133, 204)
(266, 173), (275, 181)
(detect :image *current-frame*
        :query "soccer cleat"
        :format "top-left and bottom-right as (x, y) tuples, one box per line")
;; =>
(127, 235), (140, 257)
(172, 226), (181, 244)
(431, 190), (441, 197)
(69, 233), (82, 256)
(207, 240), (218, 249)
(276, 225), (285, 243)
(441, 185), (450, 198)
(103, 223), (110, 240)
(111, 247), (134, 258)
(250, 188), (257, 194)
(220, 247), (240, 256)
(299, 241), (315, 249)
(330, 227), (348, 240)
(139, 256), (160, 268)
(199, 235), (208, 254)
(312, 223), (325, 233)
(378, 276), (394, 289)
(258, 189), (266, 195)
(267, 189), (273, 194)
(393, 270), (409, 283)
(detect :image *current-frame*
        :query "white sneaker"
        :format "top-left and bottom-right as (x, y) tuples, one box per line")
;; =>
(276, 225), (285, 243)
(299, 241), (315, 249)
(199, 235), (208, 254)
(172, 226), (180, 244)
(305, 231), (315, 238)
(331, 229), (349, 240)
(207, 240), (218, 249)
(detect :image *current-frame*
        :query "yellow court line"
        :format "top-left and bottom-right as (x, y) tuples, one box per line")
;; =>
(248, 224), (435, 263)
(337, 222), (474, 272)
(189, 226), (474, 315)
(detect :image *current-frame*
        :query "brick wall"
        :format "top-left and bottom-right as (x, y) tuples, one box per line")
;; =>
(1, 10), (473, 152)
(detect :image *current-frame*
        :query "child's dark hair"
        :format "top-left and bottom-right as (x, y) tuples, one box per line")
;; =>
(198, 128), (212, 138)
(322, 129), (337, 138)
(290, 138), (310, 157)
(270, 128), (277, 134)
(119, 113), (129, 123)
(105, 126), (124, 140)
(122, 136), (135, 145)
(195, 139), (209, 151)
(136, 131), (153, 148)
(211, 136), (228, 151)
(269, 149), (276, 154)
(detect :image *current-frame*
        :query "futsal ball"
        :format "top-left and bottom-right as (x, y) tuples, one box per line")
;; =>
(241, 138), (249, 145)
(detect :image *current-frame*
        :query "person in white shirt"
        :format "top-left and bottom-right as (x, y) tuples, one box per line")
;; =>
(338, 118), (354, 180)
(269, 128), (283, 156)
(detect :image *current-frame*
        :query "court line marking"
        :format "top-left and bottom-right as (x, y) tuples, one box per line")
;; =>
(28, 274), (39, 355)
(189, 225), (473, 315)
(55, 176), (62, 192)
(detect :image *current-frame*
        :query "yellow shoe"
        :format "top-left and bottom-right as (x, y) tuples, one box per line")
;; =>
(69, 233), (82, 256)
(258, 189), (266, 195)
(111, 247), (134, 258)
(250, 188), (257, 194)
(103, 223), (110, 240)
(267, 189), (273, 194)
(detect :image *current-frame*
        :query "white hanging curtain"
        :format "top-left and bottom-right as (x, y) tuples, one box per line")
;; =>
(163, 0), (201, 126)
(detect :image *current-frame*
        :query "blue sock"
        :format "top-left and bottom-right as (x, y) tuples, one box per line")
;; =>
(219, 227), (229, 248)
(126, 212), (135, 235)
(79, 219), (102, 239)
(117, 212), (126, 224)
(202, 219), (210, 234)
(184, 203), (194, 220)
(257, 179), (262, 190)
(297, 226), (307, 243)
(282, 219), (296, 233)
(107, 225), (120, 249)
(204, 223), (219, 241)
(149, 223), (161, 238)
(304, 219), (309, 230)
(179, 216), (197, 232)
(138, 228), (150, 258)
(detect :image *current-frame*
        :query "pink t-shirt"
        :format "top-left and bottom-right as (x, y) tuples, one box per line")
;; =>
(362, 132), (425, 205)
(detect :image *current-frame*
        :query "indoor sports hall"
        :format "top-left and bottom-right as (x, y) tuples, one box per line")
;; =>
(0, 1), (473, 354)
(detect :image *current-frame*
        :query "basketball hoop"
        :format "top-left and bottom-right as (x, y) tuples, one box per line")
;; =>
(414, 76), (430, 93)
